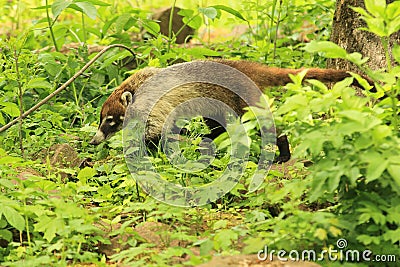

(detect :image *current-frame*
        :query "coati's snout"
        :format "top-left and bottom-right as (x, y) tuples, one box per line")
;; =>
(89, 115), (125, 145)
(89, 130), (105, 145)
(90, 91), (133, 145)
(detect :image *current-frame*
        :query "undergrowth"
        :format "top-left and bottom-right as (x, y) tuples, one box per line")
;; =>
(0, 0), (399, 266)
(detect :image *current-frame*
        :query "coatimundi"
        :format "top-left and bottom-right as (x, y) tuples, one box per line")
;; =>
(90, 59), (373, 163)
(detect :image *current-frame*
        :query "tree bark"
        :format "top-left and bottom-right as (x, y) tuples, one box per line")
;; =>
(327, 0), (400, 71)
(152, 7), (195, 44)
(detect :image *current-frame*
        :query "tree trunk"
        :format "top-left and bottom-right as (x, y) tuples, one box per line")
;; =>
(327, 0), (400, 71)
(152, 7), (195, 44)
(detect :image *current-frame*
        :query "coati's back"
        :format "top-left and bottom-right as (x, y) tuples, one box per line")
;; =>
(125, 60), (266, 141)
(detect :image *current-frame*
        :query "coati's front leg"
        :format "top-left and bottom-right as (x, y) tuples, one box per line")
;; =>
(274, 134), (291, 163)
(205, 119), (291, 164)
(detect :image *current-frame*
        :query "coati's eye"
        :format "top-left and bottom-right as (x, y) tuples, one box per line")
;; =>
(105, 116), (114, 123)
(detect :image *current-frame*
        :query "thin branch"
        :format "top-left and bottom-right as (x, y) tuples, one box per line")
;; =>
(13, 47), (25, 156)
(0, 44), (136, 133)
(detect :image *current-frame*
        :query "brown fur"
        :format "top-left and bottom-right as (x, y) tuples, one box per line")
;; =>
(99, 67), (161, 123)
(213, 59), (373, 88)
(91, 59), (374, 162)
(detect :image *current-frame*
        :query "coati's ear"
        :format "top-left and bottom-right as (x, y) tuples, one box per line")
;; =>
(121, 92), (133, 107)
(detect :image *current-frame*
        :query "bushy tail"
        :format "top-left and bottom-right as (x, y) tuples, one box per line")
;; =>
(213, 59), (374, 90)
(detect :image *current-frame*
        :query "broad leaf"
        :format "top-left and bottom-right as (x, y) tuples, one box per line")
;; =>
(34, 216), (64, 242)
(142, 20), (160, 36)
(366, 159), (388, 183)
(74, 2), (97, 19)
(304, 41), (347, 58)
(84, 0), (110, 6)
(387, 164), (400, 186)
(26, 78), (52, 90)
(386, 1), (400, 20)
(199, 7), (218, 20)
(186, 47), (220, 57)
(211, 5), (247, 21)
(3, 206), (25, 231)
(77, 167), (97, 183)
(364, 0), (386, 18)
(0, 102), (20, 117)
(180, 9), (202, 30)
(52, 0), (73, 18)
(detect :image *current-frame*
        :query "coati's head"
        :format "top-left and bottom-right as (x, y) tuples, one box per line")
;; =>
(90, 67), (160, 145)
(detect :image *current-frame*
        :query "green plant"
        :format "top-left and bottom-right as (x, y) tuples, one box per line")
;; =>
(272, 0), (400, 258)
(36, 0), (111, 51)
(1, 0), (398, 266)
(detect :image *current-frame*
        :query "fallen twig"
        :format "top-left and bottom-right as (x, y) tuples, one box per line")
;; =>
(0, 44), (136, 133)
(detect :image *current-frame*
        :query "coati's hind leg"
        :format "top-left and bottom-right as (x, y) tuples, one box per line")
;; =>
(206, 119), (291, 164)
(274, 135), (291, 163)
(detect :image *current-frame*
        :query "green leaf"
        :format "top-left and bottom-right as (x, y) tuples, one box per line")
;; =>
(211, 5), (247, 21)
(179, 9), (202, 30)
(346, 52), (369, 65)
(74, 2), (97, 19)
(364, 0), (386, 18)
(314, 228), (327, 240)
(34, 216), (64, 242)
(199, 239), (213, 256)
(26, 78), (52, 90)
(328, 172), (342, 192)
(199, 7), (218, 20)
(80, 125), (98, 133)
(213, 229), (238, 251)
(77, 167), (96, 184)
(39, 53), (62, 76)
(213, 219), (228, 230)
(142, 20), (160, 36)
(387, 17), (400, 37)
(383, 229), (400, 243)
(83, 0), (110, 6)
(243, 237), (265, 254)
(295, 131), (325, 157)
(387, 164), (400, 186)
(338, 110), (381, 130)
(114, 13), (131, 33)
(0, 155), (23, 165)
(3, 206), (25, 231)
(32, 4), (52, 10)
(0, 102), (20, 117)
(351, 7), (372, 21)
(357, 234), (373, 245)
(372, 125), (392, 141)
(69, 2), (97, 19)
(347, 167), (361, 185)
(277, 94), (308, 114)
(309, 174), (328, 202)
(386, 1), (400, 20)
(0, 112), (4, 125)
(52, 0), (72, 18)
(100, 50), (132, 69)
(0, 229), (13, 242)
(304, 41), (347, 58)
(366, 159), (388, 183)
(364, 18), (387, 37)
(186, 47), (220, 57)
